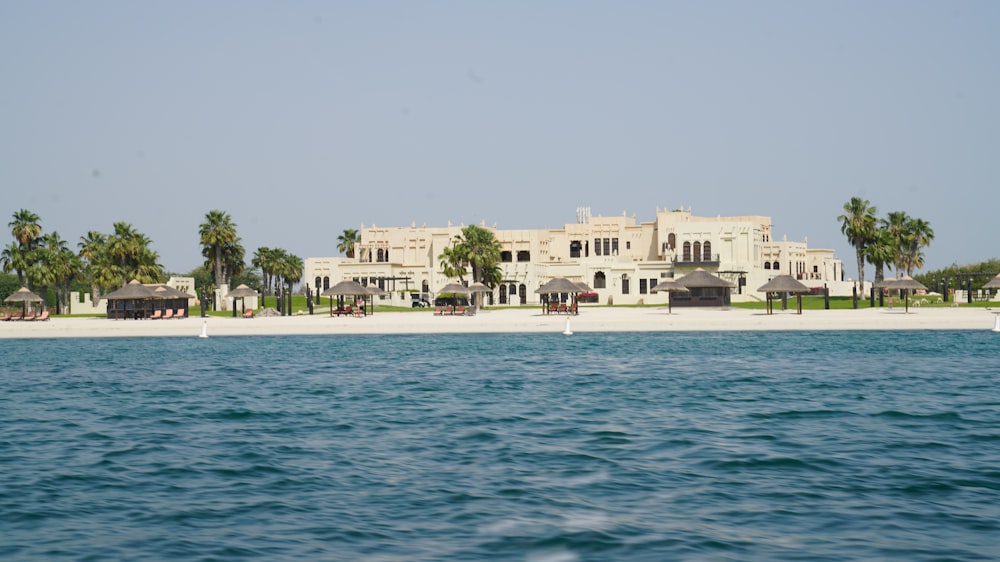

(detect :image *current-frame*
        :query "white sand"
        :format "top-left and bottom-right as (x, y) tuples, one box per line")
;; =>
(2, 306), (998, 339)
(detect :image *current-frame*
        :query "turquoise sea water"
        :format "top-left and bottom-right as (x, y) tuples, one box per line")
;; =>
(2, 330), (999, 561)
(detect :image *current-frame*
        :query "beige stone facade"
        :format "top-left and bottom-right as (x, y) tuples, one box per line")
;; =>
(304, 208), (850, 307)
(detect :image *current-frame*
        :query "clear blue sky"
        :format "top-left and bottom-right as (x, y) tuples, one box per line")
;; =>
(2, 1), (997, 277)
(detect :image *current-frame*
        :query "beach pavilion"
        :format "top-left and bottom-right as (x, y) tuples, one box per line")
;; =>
(104, 280), (160, 319)
(757, 274), (811, 314)
(322, 279), (369, 316)
(650, 279), (689, 314)
(4, 287), (44, 318)
(672, 268), (736, 307)
(535, 277), (582, 314)
(884, 276), (928, 314)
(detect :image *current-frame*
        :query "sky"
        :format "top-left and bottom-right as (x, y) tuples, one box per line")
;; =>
(2, 1), (998, 277)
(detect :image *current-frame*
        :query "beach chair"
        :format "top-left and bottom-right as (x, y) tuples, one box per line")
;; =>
(23, 312), (35, 321)
(174, 308), (184, 318)
(0, 312), (10, 321)
(455, 305), (465, 316)
(568, 302), (578, 315)
(557, 303), (568, 314)
(548, 302), (559, 314)
(433, 306), (443, 316)
(10, 311), (23, 321)
(242, 308), (254, 318)
(35, 310), (50, 321)
(162, 309), (173, 319)
(151, 309), (162, 319)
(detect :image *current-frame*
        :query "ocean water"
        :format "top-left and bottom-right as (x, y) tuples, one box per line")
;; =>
(2, 330), (999, 561)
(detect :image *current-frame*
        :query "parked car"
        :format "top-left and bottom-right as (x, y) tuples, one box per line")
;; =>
(410, 293), (431, 308)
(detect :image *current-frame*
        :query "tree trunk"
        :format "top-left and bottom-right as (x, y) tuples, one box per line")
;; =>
(855, 248), (865, 290)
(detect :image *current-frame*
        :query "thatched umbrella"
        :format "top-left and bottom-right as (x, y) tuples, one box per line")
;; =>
(535, 277), (582, 314)
(437, 282), (470, 309)
(983, 273), (1000, 292)
(104, 279), (160, 319)
(467, 282), (492, 311)
(4, 287), (44, 316)
(651, 279), (690, 314)
(884, 276), (927, 314)
(757, 275), (811, 314)
(227, 284), (259, 315)
(322, 280), (368, 315)
(365, 284), (388, 316)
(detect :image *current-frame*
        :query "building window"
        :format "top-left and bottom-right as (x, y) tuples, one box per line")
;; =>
(764, 262), (771, 270)
(517, 250), (530, 262)
(603, 238), (610, 256)
(703, 241), (712, 261)
(594, 271), (606, 289)
(499, 284), (507, 304)
(501, 251), (512, 262)
(639, 279), (648, 294)
(693, 242), (701, 262)
(315, 277), (322, 290)
(323, 277), (330, 290)
(570, 240), (582, 258)
(377, 248), (385, 262)
(621, 274), (630, 295)
(683, 242), (691, 261)
(594, 238), (601, 256)
(626, 241), (631, 250)
(773, 261), (780, 270)
(667, 233), (676, 250)
(612, 238), (619, 255)
(422, 280), (429, 293)
(518, 284), (527, 305)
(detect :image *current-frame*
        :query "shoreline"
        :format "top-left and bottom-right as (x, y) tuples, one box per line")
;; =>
(1, 306), (998, 339)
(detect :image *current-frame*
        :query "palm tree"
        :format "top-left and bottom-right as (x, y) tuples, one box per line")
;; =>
(34, 232), (79, 314)
(78, 230), (108, 302)
(1, 242), (31, 286)
(9, 209), (42, 248)
(455, 225), (502, 285)
(102, 222), (164, 287)
(199, 210), (239, 287)
(337, 229), (359, 259)
(865, 228), (897, 288)
(882, 211), (911, 275)
(902, 217), (934, 277)
(438, 244), (467, 281)
(838, 197), (877, 290)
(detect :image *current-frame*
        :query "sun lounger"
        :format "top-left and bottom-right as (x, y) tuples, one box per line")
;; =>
(174, 309), (184, 318)
(10, 312), (23, 321)
(35, 310), (50, 321)
(548, 303), (559, 314)
(162, 309), (173, 319)
(557, 303), (568, 314)
(0, 312), (10, 321)
(242, 309), (254, 318)
(23, 312), (35, 321)
(455, 305), (465, 315)
(568, 302), (578, 315)
(433, 306), (443, 316)
(150, 309), (162, 319)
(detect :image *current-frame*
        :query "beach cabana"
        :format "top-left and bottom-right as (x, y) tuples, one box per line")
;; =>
(984, 273), (1000, 297)
(535, 277), (582, 314)
(436, 282), (471, 309)
(757, 275), (811, 314)
(884, 276), (927, 314)
(322, 280), (368, 316)
(151, 285), (193, 318)
(651, 279), (690, 314)
(4, 287), (44, 318)
(104, 280), (160, 319)
(365, 284), (388, 316)
(673, 268), (735, 307)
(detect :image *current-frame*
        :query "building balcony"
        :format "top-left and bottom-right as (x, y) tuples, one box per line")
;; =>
(673, 254), (720, 267)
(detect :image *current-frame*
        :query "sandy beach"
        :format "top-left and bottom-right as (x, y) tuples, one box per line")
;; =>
(2, 306), (998, 339)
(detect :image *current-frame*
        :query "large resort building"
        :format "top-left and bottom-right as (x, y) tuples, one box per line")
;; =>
(305, 207), (850, 307)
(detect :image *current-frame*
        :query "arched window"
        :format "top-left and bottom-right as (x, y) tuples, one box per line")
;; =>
(621, 274), (630, 295)
(569, 240), (582, 258)
(517, 250), (530, 262)
(703, 241), (712, 261)
(594, 271), (606, 289)
(667, 233), (676, 250)
(773, 261), (780, 270)
(509, 283), (517, 303)
(377, 248), (385, 262)
(315, 277), (322, 290)
(764, 262), (771, 270)
(693, 242), (702, 262)
(499, 284), (507, 304)
(683, 242), (691, 262)
(518, 284), (527, 305)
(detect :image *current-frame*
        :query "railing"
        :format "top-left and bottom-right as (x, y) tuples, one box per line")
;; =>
(673, 254), (720, 266)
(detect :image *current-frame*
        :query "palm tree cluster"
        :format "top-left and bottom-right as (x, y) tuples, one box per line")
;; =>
(251, 247), (303, 298)
(437, 225), (503, 286)
(1, 210), (165, 313)
(199, 210), (245, 288)
(838, 197), (935, 288)
(337, 228), (359, 259)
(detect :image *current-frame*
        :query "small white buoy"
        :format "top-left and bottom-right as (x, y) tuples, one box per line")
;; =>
(992, 313), (1000, 333)
(199, 320), (208, 338)
(562, 317), (573, 336)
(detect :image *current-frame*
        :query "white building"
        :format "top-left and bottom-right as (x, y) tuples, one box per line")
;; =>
(304, 207), (850, 307)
